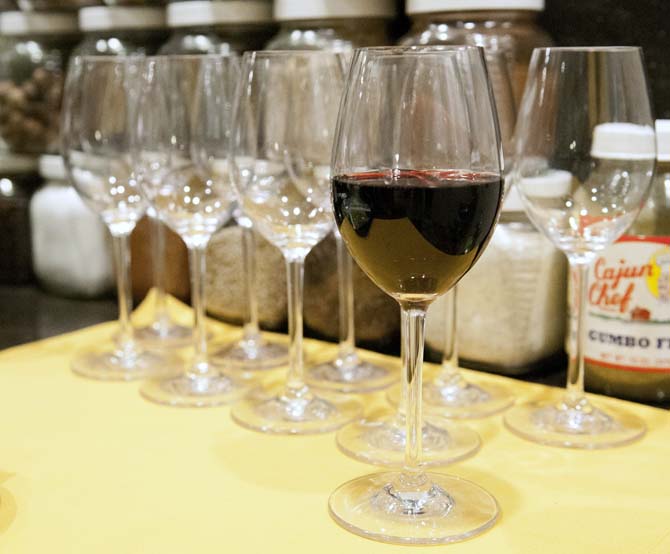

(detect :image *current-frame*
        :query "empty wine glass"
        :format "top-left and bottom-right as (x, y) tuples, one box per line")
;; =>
(387, 49), (516, 418)
(504, 47), (655, 448)
(328, 45), (503, 544)
(229, 50), (362, 434)
(61, 55), (181, 381)
(135, 54), (248, 407)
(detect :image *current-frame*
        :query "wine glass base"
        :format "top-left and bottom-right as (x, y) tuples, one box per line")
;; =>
(71, 348), (181, 382)
(336, 409), (480, 468)
(504, 394), (646, 449)
(212, 338), (288, 372)
(307, 357), (398, 394)
(387, 380), (514, 419)
(329, 471), (498, 545)
(134, 320), (192, 348)
(140, 372), (249, 408)
(231, 383), (362, 435)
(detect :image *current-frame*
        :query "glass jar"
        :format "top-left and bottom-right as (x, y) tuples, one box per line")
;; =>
(400, 0), (553, 103)
(30, 155), (114, 298)
(426, 186), (567, 374)
(0, 154), (40, 284)
(160, 0), (273, 55)
(17, 0), (100, 10)
(0, 12), (79, 156)
(584, 121), (670, 404)
(73, 6), (168, 57)
(266, 0), (395, 51)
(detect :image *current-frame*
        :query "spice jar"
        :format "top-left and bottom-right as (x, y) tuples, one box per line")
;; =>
(400, 0), (553, 103)
(0, 11), (79, 155)
(0, 154), (40, 284)
(160, 0), (273, 55)
(73, 6), (167, 57)
(426, 185), (567, 373)
(29, 155), (114, 298)
(584, 121), (670, 404)
(266, 0), (395, 51)
(17, 0), (100, 10)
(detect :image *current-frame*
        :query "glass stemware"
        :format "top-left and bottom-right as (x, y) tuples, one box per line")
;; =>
(61, 55), (181, 381)
(229, 50), (362, 434)
(386, 50), (516, 418)
(328, 45), (503, 544)
(134, 214), (192, 347)
(135, 55), (248, 407)
(504, 46), (655, 448)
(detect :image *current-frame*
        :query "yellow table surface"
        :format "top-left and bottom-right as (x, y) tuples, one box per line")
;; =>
(1, 294), (669, 553)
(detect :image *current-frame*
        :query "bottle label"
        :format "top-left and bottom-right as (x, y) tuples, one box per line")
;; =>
(585, 235), (670, 373)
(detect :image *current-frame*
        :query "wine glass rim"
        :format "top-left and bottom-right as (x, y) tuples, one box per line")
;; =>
(534, 46), (642, 53)
(354, 45), (482, 56)
(145, 53), (239, 61)
(242, 49), (345, 58)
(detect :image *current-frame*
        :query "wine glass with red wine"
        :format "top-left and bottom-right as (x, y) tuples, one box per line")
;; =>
(328, 45), (504, 544)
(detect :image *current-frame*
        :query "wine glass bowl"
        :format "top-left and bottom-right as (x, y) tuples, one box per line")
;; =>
(504, 46), (655, 448)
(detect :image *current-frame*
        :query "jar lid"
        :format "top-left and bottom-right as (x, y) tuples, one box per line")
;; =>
(0, 153), (38, 174)
(519, 169), (572, 198)
(656, 120), (670, 162)
(590, 122), (656, 160)
(502, 182), (523, 211)
(167, 1), (272, 27)
(0, 11), (78, 35)
(79, 6), (166, 32)
(39, 155), (67, 182)
(274, 0), (395, 21)
(406, 0), (544, 14)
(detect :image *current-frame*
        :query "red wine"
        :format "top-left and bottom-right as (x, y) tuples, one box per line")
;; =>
(332, 169), (503, 302)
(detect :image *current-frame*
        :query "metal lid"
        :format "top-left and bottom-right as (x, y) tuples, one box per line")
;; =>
(39, 155), (67, 182)
(79, 6), (166, 32)
(274, 0), (395, 21)
(168, 0), (272, 27)
(0, 11), (78, 35)
(406, 0), (544, 14)
(590, 123), (656, 160)
(656, 120), (670, 162)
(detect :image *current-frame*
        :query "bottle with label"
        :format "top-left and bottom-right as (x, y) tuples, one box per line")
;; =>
(585, 120), (670, 403)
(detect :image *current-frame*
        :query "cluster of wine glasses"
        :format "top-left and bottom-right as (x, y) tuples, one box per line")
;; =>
(61, 44), (656, 545)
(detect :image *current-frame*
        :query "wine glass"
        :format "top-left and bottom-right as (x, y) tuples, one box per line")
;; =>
(386, 49), (516, 418)
(229, 50), (362, 434)
(135, 54), (248, 407)
(504, 47), (654, 448)
(328, 45), (503, 544)
(61, 55), (181, 381)
(133, 214), (192, 347)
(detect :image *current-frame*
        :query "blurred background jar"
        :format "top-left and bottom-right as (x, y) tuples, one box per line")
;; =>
(583, 121), (670, 404)
(73, 5), (167, 56)
(0, 0), (17, 10)
(30, 155), (113, 298)
(425, 185), (567, 374)
(103, 0), (163, 5)
(0, 11), (79, 156)
(160, 0), (273, 54)
(0, 155), (40, 284)
(400, 0), (553, 103)
(266, 0), (395, 50)
(17, 0), (99, 10)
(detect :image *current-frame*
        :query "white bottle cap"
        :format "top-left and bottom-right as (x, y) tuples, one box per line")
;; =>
(655, 120), (670, 162)
(39, 155), (67, 182)
(168, 1), (272, 27)
(0, 11), (78, 35)
(406, 0), (544, 14)
(274, 0), (396, 21)
(590, 122), (656, 160)
(79, 6), (166, 32)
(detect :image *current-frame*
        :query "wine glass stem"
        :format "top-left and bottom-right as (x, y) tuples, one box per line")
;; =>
(335, 230), (356, 361)
(566, 260), (589, 404)
(401, 303), (427, 480)
(241, 226), (261, 340)
(150, 215), (169, 332)
(285, 258), (306, 392)
(188, 245), (211, 377)
(437, 287), (464, 386)
(112, 233), (134, 352)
